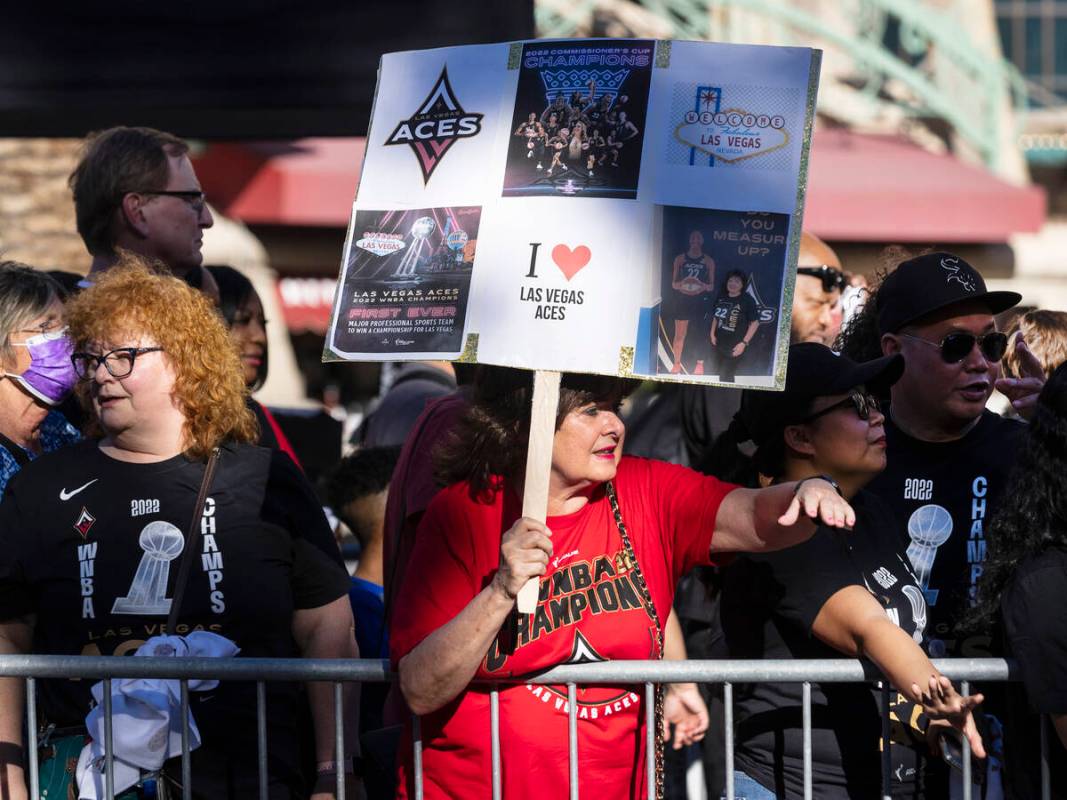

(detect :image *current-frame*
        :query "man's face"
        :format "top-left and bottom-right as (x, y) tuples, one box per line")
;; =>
(885, 302), (1000, 430)
(791, 274), (836, 344)
(139, 154), (214, 275)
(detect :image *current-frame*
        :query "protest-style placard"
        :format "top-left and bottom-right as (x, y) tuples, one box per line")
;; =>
(325, 38), (820, 610)
(326, 37), (819, 390)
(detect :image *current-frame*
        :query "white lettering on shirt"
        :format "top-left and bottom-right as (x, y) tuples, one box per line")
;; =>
(199, 498), (225, 613)
(903, 478), (933, 501)
(967, 476), (988, 605)
(130, 499), (161, 517)
(78, 541), (98, 619)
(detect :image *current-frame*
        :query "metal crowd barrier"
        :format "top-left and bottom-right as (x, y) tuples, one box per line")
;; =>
(0, 656), (1048, 800)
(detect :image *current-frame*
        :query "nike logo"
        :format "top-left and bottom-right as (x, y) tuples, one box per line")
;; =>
(60, 479), (98, 501)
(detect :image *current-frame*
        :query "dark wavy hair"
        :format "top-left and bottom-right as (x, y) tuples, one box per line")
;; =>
(435, 367), (638, 498)
(206, 265), (269, 390)
(967, 361), (1067, 634)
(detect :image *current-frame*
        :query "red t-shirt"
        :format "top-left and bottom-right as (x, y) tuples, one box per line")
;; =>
(390, 456), (738, 799)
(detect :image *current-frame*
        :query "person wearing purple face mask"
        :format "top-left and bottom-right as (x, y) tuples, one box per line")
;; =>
(0, 262), (80, 496)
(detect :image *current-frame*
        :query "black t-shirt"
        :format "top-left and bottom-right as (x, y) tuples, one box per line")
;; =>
(0, 440), (351, 794)
(712, 292), (757, 340)
(865, 410), (1025, 658)
(721, 490), (930, 799)
(999, 546), (1067, 799)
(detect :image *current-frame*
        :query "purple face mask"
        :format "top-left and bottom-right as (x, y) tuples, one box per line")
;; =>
(9, 329), (78, 406)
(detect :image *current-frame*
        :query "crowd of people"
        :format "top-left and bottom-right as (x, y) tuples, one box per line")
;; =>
(0, 123), (1063, 800)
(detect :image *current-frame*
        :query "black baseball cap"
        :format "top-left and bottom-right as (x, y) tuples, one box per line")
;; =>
(734, 343), (903, 448)
(876, 252), (1020, 335)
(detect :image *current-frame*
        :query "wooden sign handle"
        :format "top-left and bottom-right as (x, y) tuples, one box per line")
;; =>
(516, 369), (561, 614)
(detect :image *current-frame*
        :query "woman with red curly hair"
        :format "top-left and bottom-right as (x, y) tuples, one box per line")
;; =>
(0, 258), (359, 799)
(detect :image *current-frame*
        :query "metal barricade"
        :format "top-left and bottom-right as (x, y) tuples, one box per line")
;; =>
(0, 656), (1048, 800)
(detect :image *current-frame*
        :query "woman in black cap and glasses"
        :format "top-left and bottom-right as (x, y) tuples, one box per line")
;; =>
(709, 343), (986, 800)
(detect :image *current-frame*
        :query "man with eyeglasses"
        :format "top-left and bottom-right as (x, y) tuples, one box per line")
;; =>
(69, 127), (218, 299)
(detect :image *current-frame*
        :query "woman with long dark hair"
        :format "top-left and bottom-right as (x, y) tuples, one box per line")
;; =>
(970, 361), (1067, 797)
(207, 265), (301, 467)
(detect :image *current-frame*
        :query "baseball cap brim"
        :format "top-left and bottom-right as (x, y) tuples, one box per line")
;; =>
(890, 290), (1022, 333)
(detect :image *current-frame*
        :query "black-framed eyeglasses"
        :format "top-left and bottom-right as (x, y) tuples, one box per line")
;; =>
(802, 390), (880, 423)
(71, 347), (164, 380)
(899, 331), (1008, 364)
(130, 190), (207, 213)
(797, 265), (846, 293)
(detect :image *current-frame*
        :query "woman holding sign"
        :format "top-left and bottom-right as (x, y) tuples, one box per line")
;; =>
(390, 368), (855, 799)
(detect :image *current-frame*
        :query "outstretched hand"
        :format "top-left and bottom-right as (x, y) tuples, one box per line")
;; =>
(778, 479), (856, 529)
(916, 674), (986, 759)
(995, 336), (1045, 420)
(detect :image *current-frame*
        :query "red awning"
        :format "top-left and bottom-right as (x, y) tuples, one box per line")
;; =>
(195, 129), (1046, 241)
(803, 127), (1046, 243)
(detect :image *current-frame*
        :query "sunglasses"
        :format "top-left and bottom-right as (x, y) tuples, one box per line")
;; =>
(802, 390), (880, 423)
(797, 265), (846, 293)
(898, 331), (1008, 364)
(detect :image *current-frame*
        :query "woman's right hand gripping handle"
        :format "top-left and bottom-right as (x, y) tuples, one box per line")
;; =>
(398, 519), (553, 717)
(492, 518), (554, 602)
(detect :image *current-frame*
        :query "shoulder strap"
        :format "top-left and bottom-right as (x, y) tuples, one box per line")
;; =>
(0, 432), (31, 468)
(167, 447), (221, 633)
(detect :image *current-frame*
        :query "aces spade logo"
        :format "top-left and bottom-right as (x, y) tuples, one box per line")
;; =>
(384, 67), (484, 184)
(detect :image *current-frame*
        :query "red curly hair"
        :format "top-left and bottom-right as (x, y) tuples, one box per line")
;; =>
(65, 254), (258, 459)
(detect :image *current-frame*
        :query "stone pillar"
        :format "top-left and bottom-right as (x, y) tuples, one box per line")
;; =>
(0, 139), (88, 272)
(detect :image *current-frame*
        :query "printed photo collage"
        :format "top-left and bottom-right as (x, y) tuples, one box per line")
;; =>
(326, 38), (819, 389)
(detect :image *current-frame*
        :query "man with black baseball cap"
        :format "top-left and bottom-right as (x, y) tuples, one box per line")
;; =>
(861, 251), (1038, 793)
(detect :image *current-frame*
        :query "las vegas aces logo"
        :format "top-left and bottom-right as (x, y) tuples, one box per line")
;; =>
(384, 66), (484, 184)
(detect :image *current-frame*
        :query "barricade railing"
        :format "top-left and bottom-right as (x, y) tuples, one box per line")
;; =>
(0, 656), (1045, 800)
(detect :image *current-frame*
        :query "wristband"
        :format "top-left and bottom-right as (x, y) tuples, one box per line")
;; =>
(793, 474), (841, 497)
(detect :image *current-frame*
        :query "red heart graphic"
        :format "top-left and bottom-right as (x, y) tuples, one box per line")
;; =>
(551, 244), (591, 281)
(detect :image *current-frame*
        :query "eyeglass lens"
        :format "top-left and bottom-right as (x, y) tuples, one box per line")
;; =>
(939, 332), (1008, 364)
(73, 349), (138, 379)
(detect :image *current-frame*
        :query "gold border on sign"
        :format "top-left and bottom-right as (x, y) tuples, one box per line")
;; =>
(457, 332), (480, 363)
(773, 48), (823, 389)
(655, 40), (672, 68)
(617, 346), (635, 376)
(507, 43), (522, 70)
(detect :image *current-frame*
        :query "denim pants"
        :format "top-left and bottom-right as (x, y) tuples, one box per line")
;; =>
(721, 770), (778, 800)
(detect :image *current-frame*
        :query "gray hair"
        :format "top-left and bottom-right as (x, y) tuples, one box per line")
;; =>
(0, 261), (64, 364)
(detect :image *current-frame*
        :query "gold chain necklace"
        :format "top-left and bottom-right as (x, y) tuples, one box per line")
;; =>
(605, 481), (665, 800)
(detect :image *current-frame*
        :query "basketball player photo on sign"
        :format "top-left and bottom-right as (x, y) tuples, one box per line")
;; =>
(654, 205), (788, 381)
(502, 39), (654, 199)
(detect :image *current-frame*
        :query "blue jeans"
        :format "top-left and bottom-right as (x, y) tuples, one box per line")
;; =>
(721, 770), (778, 800)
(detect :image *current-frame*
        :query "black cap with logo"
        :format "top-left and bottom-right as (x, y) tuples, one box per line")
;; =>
(875, 252), (1021, 336)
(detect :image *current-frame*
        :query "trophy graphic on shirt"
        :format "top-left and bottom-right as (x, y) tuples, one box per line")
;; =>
(905, 504), (953, 606)
(112, 521), (185, 615)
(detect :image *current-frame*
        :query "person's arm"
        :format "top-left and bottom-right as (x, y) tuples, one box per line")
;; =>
(812, 585), (985, 756)
(710, 316), (719, 345)
(1054, 715), (1067, 751)
(671, 255), (685, 289)
(662, 609), (708, 750)
(0, 618), (32, 800)
(704, 257), (716, 291)
(732, 319), (760, 357)
(398, 518), (551, 716)
(292, 598), (362, 800)
(711, 480), (854, 555)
